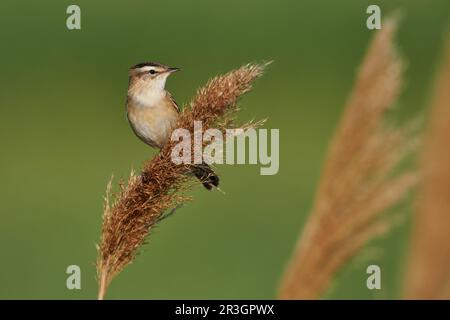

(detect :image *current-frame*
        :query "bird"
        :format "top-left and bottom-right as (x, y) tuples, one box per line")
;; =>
(126, 61), (219, 190)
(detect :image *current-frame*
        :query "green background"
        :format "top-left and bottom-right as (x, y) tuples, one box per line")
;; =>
(0, 0), (449, 299)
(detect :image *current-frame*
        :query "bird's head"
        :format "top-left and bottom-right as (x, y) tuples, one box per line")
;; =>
(129, 62), (179, 92)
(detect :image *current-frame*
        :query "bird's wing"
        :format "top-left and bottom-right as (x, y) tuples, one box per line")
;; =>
(166, 91), (180, 113)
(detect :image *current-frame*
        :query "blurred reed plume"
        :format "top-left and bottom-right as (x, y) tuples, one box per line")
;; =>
(404, 36), (450, 300)
(97, 63), (268, 300)
(278, 18), (418, 299)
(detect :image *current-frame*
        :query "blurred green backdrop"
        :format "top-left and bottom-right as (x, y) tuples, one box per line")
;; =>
(0, 0), (449, 299)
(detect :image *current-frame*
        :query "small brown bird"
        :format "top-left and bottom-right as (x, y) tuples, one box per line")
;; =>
(126, 62), (219, 190)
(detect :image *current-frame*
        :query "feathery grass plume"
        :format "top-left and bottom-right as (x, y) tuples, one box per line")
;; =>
(96, 63), (268, 300)
(278, 18), (418, 299)
(404, 36), (450, 300)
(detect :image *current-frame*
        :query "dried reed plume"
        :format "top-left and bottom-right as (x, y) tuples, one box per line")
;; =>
(404, 36), (450, 300)
(278, 18), (418, 299)
(97, 63), (268, 299)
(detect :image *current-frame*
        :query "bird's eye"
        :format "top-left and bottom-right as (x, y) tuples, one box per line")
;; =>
(149, 69), (156, 74)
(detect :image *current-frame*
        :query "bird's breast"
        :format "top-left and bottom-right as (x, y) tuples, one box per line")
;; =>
(127, 97), (179, 148)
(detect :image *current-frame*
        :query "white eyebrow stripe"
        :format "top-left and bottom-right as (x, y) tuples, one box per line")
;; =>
(140, 66), (157, 72)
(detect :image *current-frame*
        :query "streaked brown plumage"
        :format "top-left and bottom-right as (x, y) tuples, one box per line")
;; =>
(126, 62), (219, 189)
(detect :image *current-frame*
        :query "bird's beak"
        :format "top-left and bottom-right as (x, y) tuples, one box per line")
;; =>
(167, 67), (180, 73)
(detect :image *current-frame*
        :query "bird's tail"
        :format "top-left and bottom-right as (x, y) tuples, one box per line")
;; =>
(192, 163), (220, 190)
